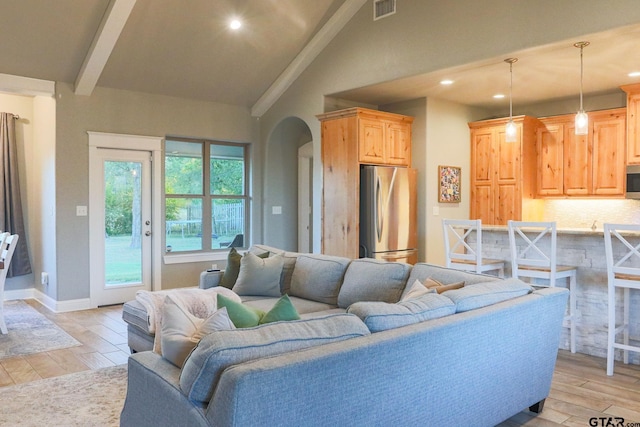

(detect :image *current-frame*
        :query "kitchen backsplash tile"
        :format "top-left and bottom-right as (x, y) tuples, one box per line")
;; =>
(543, 199), (640, 228)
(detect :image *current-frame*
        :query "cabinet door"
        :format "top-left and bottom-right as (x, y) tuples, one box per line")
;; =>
(536, 124), (564, 196)
(495, 127), (521, 223)
(386, 121), (411, 166)
(592, 113), (626, 195)
(470, 128), (495, 222)
(563, 122), (591, 196)
(358, 118), (385, 164)
(627, 93), (640, 164)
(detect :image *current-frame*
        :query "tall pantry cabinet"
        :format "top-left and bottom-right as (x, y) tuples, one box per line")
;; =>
(317, 107), (413, 259)
(469, 116), (539, 225)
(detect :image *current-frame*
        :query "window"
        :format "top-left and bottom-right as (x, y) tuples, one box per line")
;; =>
(164, 138), (248, 253)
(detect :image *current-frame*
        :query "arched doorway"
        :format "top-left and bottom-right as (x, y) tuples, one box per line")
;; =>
(264, 117), (313, 252)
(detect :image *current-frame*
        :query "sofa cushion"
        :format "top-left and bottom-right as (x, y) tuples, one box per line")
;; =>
(232, 252), (284, 297)
(160, 297), (235, 368)
(347, 293), (455, 332)
(289, 254), (351, 305)
(180, 313), (371, 404)
(400, 279), (435, 301)
(443, 278), (533, 313)
(217, 294), (300, 328)
(407, 263), (497, 288)
(241, 295), (337, 315)
(337, 259), (411, 309)
(220, 248), (269, 289)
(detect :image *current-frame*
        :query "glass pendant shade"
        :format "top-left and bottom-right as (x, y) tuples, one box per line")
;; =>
(505, 119), (517, 142)
(575, 110), (588, 135)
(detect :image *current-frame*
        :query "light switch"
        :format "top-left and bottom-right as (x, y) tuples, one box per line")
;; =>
(272, 206), (282, 215)
(433, 206), (440, 216)
(76, 205), (88, 216)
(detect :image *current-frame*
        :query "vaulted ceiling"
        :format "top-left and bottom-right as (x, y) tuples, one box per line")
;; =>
(2, 1), (640, 115)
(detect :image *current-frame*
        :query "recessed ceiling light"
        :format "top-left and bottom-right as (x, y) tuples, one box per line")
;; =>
(629, 71), (640, 78)
(229, 19), (242, 30)
(493, 94), (505, 99)
(440, 79), (454, 85)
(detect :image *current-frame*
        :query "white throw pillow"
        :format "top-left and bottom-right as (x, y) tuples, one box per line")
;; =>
(161, 296), (235, 368)
(400, 279), (435, 301)
(232, 252), (284, 297)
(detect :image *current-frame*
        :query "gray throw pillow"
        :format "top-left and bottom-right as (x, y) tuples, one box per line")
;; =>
(337, 259), (411, 308)
(232, 252), (284, 297)
(289, 254), (350, 305)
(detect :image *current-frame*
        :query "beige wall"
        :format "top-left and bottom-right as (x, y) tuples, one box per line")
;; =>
(55, 83), (259, 299)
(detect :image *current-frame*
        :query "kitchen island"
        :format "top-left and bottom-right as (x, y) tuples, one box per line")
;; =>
(478, 225), (640, 365)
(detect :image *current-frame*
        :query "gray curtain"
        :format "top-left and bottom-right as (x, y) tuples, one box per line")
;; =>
(0, 113), (31, 277)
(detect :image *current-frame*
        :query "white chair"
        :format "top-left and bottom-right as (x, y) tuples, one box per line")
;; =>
(508, 221), (577, 353)
(0, 234), (19, 334)
(603, 223), (640, 376)
(442, 219), (504, 278)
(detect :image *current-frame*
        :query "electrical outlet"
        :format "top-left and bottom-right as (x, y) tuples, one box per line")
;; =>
(41, 272), (49, 286)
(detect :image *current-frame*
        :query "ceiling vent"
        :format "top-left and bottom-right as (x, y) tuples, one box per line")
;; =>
(373, 0), (396, 20)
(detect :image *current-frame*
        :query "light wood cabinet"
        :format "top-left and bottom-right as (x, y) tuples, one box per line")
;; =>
(469, 116), (538, 225)
(621, 83), (640, 165)
(536, 108), (626, 197)
(317, 107), (414, 258)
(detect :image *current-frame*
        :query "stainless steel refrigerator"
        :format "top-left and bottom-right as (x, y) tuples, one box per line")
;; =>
(359, 165), (417, 264)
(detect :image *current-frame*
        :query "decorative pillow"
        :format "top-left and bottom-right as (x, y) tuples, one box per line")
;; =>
(180, 313), (371, 404)
(400, 279), (435, 301)
(337, 259), (411, 308)
(347, 293), (456, 333)
(160, 296), (235, 368)
(217, 293), (300, 328)
(232, 252), (284, 297)
(442, 278), (533, 312)
(220, 248), (269, 289)
(424, 277), (465, 294)
(289, 254), (350, 305)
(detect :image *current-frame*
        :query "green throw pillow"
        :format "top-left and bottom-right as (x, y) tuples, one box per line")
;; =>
(220, 248), (268, 289)
(217, 294), (300, 328)
(260, 294), (300, 324)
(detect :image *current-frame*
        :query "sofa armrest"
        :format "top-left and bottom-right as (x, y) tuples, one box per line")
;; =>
(199, 270), (224, 289)
(120, 352), (209, 427)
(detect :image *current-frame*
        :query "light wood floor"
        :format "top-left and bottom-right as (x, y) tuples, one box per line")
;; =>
(1, 300), (639, 426)
(0, 299), (129, 387)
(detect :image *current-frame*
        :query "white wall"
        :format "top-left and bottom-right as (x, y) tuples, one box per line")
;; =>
(0, 91), (55, 296)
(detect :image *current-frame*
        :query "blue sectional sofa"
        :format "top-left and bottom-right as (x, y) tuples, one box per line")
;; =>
(120, 245), (568, 426)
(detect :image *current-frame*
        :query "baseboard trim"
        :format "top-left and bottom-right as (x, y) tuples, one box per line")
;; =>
(4, 288), (95, 313)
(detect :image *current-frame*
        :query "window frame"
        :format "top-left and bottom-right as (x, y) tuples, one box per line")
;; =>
(163, 137), (250, 260)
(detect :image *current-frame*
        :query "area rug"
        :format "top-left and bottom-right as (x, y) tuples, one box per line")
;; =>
(0, 300), (81, 359)
(0, 365), (127, 426)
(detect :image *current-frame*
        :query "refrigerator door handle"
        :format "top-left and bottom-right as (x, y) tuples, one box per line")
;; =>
(376, 175), (383, 242)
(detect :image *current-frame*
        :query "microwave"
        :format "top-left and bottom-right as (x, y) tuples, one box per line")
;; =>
(627, 165), (640, 198)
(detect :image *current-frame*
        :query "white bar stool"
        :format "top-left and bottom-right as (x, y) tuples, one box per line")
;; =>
(442, 219), (504, 278)
(603, 223), (640, 376)
(508, 221), (577, 353)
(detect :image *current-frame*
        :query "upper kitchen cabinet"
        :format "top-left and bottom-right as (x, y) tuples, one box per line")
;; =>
(622, 83), (640, 164)
(469, 116), (539, 225)
(536, 108), (626, 197)
(317, 107), (414, 258)
(357, 110), (413, 166)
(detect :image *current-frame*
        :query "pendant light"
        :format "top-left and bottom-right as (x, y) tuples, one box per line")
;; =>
(574, 41), (590, 135)
(504, 58), (518, 143)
